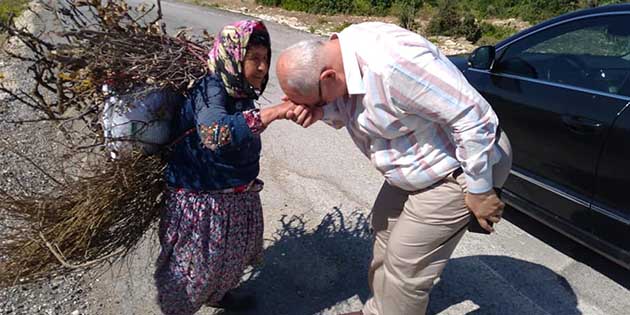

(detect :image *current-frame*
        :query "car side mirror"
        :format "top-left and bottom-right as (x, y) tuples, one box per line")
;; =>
(468, 45), (496, 70)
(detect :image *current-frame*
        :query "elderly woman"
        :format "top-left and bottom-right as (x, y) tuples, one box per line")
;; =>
(154, 20), (292, 315)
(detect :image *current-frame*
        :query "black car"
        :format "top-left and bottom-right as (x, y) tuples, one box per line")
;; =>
(449, 4), (630, 269)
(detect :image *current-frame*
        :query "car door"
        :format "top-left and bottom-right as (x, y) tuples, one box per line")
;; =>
(466, 13), (630, 227)
(592, 104), (630, 260)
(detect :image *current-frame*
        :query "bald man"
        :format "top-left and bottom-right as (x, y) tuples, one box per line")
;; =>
(277, 22), (512, 315)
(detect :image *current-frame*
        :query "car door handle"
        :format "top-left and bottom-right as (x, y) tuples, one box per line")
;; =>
(561, 115), (604, 134)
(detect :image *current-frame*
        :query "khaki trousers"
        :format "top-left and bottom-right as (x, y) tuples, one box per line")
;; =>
(362, 131), (512, 315)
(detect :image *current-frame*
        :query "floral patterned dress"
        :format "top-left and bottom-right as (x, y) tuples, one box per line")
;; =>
(155, 20), (271, 315)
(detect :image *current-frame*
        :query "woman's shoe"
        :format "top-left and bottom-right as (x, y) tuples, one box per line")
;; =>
(206, 291), (256, 310)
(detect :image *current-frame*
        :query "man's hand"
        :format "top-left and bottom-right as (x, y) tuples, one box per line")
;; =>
(465, 190), (505, 233)
(279, 96), (324, 128)
(287, 105), (323, 128)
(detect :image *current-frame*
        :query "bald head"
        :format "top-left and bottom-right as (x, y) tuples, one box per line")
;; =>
(277, 39), (326, 98)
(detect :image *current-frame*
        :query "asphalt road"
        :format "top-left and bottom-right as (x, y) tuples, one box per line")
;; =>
(81, 1), (630, 314)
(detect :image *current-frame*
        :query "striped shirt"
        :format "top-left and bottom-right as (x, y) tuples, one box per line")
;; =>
(323, 22), (500, 193)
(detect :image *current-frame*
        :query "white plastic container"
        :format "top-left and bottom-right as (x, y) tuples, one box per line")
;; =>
(102, 86), (182, 158)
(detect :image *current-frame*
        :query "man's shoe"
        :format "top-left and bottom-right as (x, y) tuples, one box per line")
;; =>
(206, 291), (256, 310)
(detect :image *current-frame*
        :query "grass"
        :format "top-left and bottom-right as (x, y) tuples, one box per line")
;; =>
(0, 0), (29, 27)
(190, 0), (221, 8)
(332, 21), (352, 33)
(477, 23), (518, 45)
(0, 0), (28, 48)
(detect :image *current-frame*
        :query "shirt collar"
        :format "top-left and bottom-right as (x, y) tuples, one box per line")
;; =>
(331, 32), (366, 95)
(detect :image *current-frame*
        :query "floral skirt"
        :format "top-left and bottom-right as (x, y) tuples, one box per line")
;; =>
(154, 184), (264, 315)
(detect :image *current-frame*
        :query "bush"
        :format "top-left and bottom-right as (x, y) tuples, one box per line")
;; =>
(427, 0), (460, 36)
(460, 13), (481, 42)
(353, 0), (374, 15)
(480, 22), (518, 41)
(452, 0), (610, 24)
(475, 23), (518, 46)
(0, 0), (28, 28)
(476, 35), (500, 46)
(256, 0), (282, 6)
(256, 0), (624, 24)
(392, 0), (423, 30)
(255, 0), (402, 16)
(427, 0), (482, 43)
(256, 0), (346, 15)
(366, 0), (399, 15)
(332, 21), (353, 33)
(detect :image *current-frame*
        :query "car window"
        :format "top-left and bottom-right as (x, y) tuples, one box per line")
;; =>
(496, 14), (630, 97)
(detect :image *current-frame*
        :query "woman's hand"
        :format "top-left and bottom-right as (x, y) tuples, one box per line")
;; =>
(262, 97), (324, 128)
(260, 101), (297, 127)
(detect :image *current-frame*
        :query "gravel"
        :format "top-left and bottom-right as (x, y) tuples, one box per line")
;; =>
(0, 4), (94, 314)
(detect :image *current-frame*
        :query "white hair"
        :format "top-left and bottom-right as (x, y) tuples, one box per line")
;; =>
(279, 39), (326, 96)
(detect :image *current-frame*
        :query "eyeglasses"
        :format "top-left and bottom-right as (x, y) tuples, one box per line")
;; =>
(315, 78), (326, 108)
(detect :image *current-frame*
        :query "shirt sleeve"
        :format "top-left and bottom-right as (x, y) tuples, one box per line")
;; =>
(192, 77), (261, 151)
(385, 50), (499, 193)
(243, 109), (265, 135)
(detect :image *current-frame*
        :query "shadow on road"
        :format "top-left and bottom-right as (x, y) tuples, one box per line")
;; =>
(218, 207), (372, 315)
(503, 207), (630, 290)
(430, 255), (580, 315)
(216, 208), (581, 315)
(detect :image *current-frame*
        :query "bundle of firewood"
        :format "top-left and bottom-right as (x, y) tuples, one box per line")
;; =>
(0, 0), (213, 287)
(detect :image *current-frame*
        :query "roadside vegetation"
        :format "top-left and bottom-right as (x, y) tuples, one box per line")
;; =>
(0, 0), (28, 27)
(255, 0), (629, 44)
(0, 0), (29, 43)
